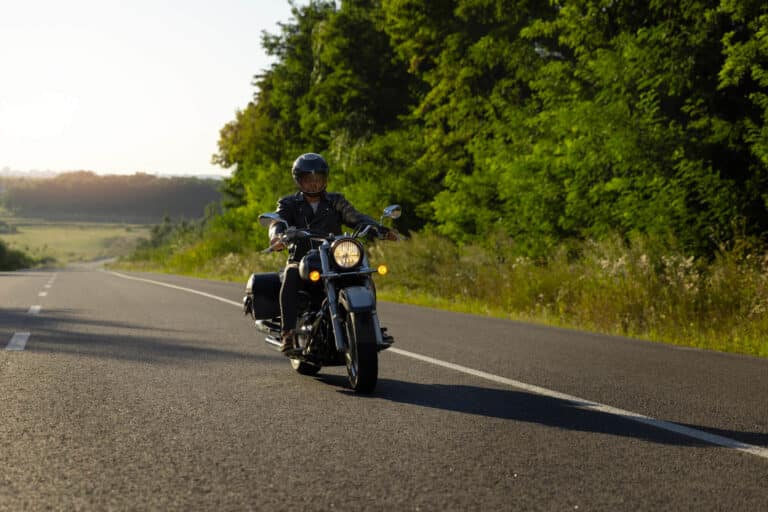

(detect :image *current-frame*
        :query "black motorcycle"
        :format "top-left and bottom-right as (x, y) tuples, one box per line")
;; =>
(243, 205), (402, 393)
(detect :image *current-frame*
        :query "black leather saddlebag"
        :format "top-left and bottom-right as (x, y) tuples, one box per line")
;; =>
(245, 272), (281, 319)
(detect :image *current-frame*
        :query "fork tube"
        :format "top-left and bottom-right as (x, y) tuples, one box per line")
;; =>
(319, 243), (347, 352)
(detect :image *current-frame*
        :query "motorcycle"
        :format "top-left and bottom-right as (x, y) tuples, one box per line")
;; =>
(243, 205), (402, 393)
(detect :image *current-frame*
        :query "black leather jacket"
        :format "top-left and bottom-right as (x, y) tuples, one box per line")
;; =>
(272, 192), (378, 262)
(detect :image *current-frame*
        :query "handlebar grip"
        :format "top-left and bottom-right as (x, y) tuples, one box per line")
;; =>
(372, 225), (390, 239)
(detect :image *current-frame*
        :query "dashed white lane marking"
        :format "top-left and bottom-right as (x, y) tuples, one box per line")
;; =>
(28, 305), (41, 315)
(5, 332), (30, 351)
(38, 292), (48, 297)
(106, 270), (768, 461)
(44, 284), (52, 289)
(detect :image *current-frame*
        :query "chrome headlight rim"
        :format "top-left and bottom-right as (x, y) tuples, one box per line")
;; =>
(331, 239), (363, 269)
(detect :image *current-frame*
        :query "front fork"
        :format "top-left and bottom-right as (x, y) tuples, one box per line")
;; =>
(319, 249), (386, 353)
(324, 283), (348, 353)
(319, 247), (348, 353)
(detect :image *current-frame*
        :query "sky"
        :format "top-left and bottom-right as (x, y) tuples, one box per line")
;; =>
(0, 0), (301, 176)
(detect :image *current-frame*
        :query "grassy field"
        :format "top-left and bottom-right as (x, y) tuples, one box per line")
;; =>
(0, 217), (152, 266)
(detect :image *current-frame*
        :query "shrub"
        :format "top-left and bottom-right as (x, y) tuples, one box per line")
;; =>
(0, 239), (33, 270)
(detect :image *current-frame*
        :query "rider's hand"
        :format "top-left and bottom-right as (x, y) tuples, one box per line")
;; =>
(270, 237), (286, 251)
(373, 225), (399, 241)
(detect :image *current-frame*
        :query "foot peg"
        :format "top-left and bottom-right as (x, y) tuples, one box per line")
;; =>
(379, 327), (395, 350)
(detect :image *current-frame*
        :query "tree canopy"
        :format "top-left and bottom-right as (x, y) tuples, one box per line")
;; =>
(215, 0), (768, 256)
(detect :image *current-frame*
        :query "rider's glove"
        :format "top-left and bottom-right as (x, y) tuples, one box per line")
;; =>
(269, 237), (286, 251)
(369, 225), (398, 241)
(268, 220), (287, 240)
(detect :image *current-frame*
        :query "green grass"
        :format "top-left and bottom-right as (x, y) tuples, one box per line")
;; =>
(372, 233), (768, 358)
(0, 217), (152, 266)
(112, 230), (768, 358)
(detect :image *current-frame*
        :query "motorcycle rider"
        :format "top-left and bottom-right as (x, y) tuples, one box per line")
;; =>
(268, 153), (396, 354)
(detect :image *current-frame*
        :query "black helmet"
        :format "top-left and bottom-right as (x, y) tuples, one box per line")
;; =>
(292, 153), (329, 197)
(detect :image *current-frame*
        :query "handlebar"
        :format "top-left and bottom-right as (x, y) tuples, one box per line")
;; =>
(264, 224), (399, 252)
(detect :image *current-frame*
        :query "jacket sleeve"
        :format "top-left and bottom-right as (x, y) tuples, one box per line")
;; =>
(332, 193), (377, 229)
(270, 196), (294, 237)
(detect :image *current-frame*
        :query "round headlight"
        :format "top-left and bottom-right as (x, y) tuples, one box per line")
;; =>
(332, 240), (363, 269)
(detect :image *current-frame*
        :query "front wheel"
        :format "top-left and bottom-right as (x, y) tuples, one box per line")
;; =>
(344, 311), (378, 393)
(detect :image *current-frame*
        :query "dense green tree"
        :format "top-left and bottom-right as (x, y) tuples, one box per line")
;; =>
(513, 0), (768, 252)
(214, 1), (336, 218)
(381, 0), (559, 240)
(215, 0), (425, 230)
(412, 0), (768, 254)
(211, 0), (768, 256)
(302, 0), (414, 142)
(718, 0), (768, 230)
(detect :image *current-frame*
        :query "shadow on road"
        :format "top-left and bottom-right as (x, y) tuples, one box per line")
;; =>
(0, 307), (274, 365)
(315, 374), (768, 449)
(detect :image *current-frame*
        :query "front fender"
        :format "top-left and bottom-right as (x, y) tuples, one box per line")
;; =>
(338, 286), (375, 313)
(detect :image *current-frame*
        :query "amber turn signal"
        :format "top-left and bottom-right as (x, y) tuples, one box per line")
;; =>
(309, 270), (321, 282)
(377, 265), (388, 276)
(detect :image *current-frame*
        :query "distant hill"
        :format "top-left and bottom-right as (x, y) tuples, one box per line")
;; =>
(0, 171), (221, 223)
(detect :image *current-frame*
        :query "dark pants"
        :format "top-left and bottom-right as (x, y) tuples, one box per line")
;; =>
(279, 266), (302, 333)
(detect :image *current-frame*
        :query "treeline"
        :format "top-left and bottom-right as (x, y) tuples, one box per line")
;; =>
(210, 0), (767, 256)
(1, 171), (221, 222)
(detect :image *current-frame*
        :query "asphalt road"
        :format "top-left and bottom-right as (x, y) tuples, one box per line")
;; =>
(1, 267), (766, 511)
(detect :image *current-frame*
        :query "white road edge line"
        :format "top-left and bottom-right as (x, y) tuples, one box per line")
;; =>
(387, 347), (768, 460)
(106, 270), (768, 461)
(5, 332), (30, 351)
(107, 271), (241, 307)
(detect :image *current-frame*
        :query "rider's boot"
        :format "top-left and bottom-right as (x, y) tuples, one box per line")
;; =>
(280, 330), (298, 354)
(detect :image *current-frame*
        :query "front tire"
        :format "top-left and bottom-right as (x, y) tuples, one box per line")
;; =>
(344, 311), (378, 393)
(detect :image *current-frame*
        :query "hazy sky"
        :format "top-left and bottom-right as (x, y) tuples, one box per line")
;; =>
(0, 0), (300, 176)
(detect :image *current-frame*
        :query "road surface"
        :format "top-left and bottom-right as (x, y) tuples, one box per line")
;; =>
(1, 267), (766, 510)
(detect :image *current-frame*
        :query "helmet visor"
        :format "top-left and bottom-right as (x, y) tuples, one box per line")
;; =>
(298, 173), (327, 195)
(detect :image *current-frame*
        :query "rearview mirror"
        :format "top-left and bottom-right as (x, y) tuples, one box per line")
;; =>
(258, 212), (285, 228)
(382, 204), (402, 220)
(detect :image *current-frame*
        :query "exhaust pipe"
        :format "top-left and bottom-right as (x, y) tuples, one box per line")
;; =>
(255, 320), (283, 351)
(264, 335), (282, 351)
(255, 320), (280, 334)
